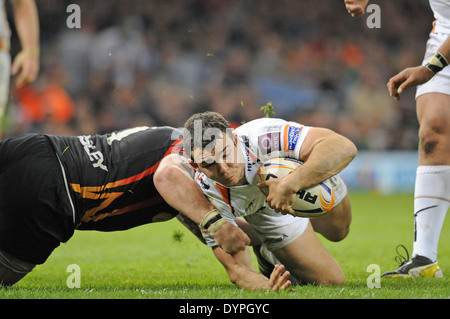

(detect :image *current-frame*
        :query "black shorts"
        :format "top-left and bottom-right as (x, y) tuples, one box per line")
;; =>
(0, 134), (75, 264)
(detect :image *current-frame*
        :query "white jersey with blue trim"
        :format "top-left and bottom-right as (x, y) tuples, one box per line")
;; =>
(196, 118), (311, 246)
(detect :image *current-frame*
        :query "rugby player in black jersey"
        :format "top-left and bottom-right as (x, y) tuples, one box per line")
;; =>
(0, 126), (290, 290)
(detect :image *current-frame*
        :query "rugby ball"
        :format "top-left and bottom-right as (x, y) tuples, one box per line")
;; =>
(255, 158), (335, 217)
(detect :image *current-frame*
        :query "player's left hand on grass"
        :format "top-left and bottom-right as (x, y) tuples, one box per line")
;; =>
(387, 66), (434, 100)
(257, 178), (296, 216)
(268, 264), (292, 291)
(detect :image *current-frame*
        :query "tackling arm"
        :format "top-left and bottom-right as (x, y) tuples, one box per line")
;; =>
(154, 154), (250, 254)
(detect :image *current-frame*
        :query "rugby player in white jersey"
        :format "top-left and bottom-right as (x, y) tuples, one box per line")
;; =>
(184, 111), (357, 286)
(347, 0), (450, 278)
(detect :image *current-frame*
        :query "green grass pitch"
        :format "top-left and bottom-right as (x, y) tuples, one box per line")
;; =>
(0, 192), (449, 299)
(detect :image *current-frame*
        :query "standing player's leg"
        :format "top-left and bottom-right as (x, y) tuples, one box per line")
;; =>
(412, 93), (449, 273)
(383, 92), (450, 278)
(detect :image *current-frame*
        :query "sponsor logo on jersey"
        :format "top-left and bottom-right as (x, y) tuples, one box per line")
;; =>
(78, 135), (108, 171)
(198, 175), (210, 190)
(257, 132), (281, 155)
(284, 125), (302, 152)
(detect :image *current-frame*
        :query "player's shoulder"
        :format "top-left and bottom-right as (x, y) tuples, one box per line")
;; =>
(235, 118), (287, 133)
(235, 118), (309, 135)
(234, 118), (287, 147)
(235, 118), (310, 155)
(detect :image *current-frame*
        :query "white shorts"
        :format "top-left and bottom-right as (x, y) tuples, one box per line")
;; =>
(416, 32), (450, 99)
(244, 207), (309, 251)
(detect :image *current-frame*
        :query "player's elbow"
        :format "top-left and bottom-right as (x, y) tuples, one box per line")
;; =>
(154, 164), (180, 192)
(323, 129), (358, 165)
(346, 138), (358, 158)
(340, 138), (358, 164)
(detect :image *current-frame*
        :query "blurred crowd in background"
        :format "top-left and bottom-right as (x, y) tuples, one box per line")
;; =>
(4, 0), (435, 150)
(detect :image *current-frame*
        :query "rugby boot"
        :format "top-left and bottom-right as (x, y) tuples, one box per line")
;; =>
(382, 246), (443, 278)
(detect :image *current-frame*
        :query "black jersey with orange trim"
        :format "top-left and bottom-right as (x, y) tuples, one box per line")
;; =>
(47, 126), (185, 231)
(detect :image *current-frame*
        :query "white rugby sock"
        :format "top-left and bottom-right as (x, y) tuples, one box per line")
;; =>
(412, 165), (450, 262)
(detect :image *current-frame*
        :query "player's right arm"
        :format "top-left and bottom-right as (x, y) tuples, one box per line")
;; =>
(154, 153), (250, 254)
(259, 126), (357, 215)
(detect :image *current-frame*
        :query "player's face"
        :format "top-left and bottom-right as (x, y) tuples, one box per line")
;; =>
(192, 132), (247, 187)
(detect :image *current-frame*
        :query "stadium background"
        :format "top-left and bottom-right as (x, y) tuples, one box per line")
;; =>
(5, 0), (434, 192)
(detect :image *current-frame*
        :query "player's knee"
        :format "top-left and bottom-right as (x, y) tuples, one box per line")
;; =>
(418, 128), (438, 155)
(326, 225), (350, 242)
(312, 269), (345, 286)
(324, 273), (346, 286)
(418, 116), (447, 155)
(323, 264), (346, 286)
(318, 216), (351, 242)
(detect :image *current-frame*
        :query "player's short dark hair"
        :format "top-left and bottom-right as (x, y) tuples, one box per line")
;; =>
(184, 112), (233, 151)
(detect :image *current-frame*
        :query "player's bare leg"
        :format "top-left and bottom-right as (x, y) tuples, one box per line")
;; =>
(417, 93), (450, 166)
(310, 193), (352, 242)
(272, 222), (345, 286)
(383, 92), (449, 278)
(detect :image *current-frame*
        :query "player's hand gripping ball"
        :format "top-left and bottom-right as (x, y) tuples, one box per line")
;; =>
(255, 158), (335, 217)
